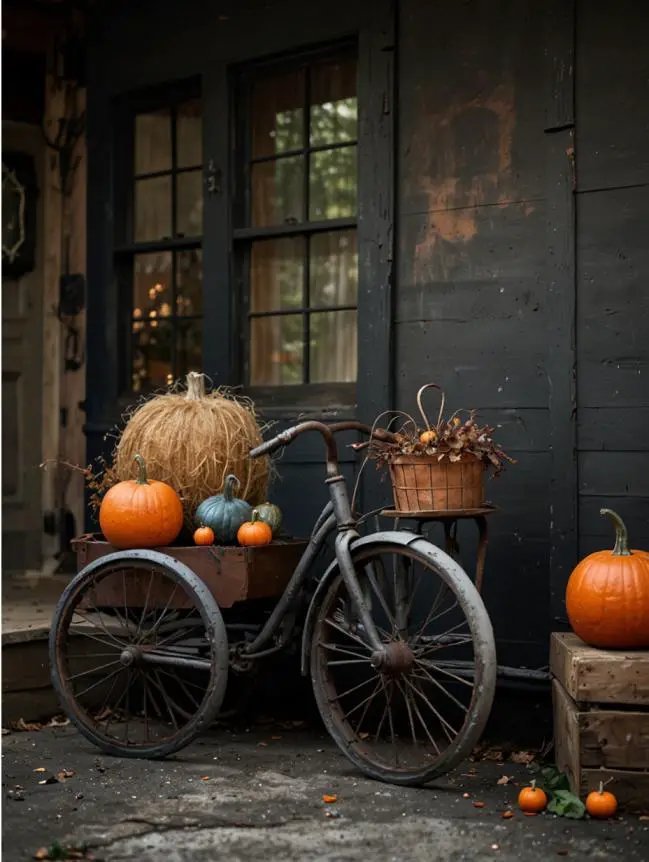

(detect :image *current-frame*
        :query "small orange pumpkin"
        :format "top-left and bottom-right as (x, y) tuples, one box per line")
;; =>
(193, 526), (215, 546)
(517, 780), (547, 813)
(237, 510), (272, 547)
(586, 783), (617, 819)
(99, 454), (183, 549)
(566, 509), (649, 649)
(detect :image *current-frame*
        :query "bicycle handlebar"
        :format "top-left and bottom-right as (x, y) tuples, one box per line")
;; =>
(249, 420), (397, 477)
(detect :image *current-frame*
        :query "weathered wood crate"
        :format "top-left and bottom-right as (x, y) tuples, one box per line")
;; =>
(550, 632), (649, 813)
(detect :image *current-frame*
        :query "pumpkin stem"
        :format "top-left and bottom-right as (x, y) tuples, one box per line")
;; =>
(600, 508), (632, 556)
(185, 371), (206, 401)
(530, 779), (537, 792)
(223, 474), (240, 502)
(133, 454), (149, 485)
(251, 509), (259, 523)
(598, 781), (604, 795)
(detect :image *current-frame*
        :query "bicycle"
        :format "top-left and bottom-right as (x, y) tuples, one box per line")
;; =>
(49, 420), (496, 785)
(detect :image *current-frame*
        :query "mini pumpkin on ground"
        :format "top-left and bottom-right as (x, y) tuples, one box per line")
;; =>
(517, 781), (547, 813)
(586, 783), (618, 819)
(99, 454), (183, 549)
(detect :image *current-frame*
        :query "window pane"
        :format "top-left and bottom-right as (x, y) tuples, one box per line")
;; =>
(176, 249), (203, 316)
(132, 321), (173, 392)
(250, 238), (304, 314)
(251, 69), (305, 158)
(177, 98), (202, 168)
(310, 231), (357, 308)
(309, 145), (357, 221)
(250, 315), (303, 386)
(310, 57), (357, 147)
(251, 156), (304, 227)
(133, 252), (173, 321)
(134, 175), (172, 242)
(176, 170), (203, 237)
(309, 310), (357, 383)
(176, 319), (202, 377)
(134, 108), (172, 175)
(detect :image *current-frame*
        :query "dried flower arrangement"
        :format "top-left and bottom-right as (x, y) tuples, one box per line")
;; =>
(366, 384), (516, 477)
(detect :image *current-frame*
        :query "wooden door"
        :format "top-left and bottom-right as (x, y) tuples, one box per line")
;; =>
(2, 123), (44, 572)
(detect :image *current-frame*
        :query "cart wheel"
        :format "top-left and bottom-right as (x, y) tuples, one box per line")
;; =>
(310, 538), (496, 785)
(49, 550), (228, 759)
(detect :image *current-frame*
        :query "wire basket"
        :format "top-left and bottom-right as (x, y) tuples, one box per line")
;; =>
(388, 454), (484, 513)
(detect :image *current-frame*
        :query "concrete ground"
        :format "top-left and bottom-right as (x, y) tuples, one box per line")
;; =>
(3, 723), (648, 862)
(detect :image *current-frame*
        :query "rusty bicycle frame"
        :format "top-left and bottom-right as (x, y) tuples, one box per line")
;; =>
(242, 420), (410, 673)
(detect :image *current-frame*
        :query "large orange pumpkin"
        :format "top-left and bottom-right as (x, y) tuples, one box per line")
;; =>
(99, 454), (184, 549)
(565, 509), (649, 649)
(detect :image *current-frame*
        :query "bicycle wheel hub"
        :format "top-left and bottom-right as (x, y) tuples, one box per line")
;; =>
(371, 641), (415, 674)
(119, 646), (139, 667)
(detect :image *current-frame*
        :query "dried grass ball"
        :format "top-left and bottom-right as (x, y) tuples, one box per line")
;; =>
(113, 372), (270, 519)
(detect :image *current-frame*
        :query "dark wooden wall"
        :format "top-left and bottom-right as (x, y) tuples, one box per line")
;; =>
(83, 0), (649, 670)
(574, 1), (649, 561)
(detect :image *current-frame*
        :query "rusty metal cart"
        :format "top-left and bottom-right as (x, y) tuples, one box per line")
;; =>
(49, 421), (497, 786)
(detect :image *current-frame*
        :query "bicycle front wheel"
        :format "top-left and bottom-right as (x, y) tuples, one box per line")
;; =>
(310, 538), (496, 785)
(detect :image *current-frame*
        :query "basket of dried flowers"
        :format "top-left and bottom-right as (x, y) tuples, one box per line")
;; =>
(367, 384), (516, 513)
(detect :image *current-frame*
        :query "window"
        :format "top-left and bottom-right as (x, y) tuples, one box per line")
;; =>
(115, 82), (203, 393)
(234, 47), (359, 397)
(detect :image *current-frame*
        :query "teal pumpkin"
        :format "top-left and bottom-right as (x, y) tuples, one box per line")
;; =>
(255, 501), (282, 536)
(194, 474), (252, 544)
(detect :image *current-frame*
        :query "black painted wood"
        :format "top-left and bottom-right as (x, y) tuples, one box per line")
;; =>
(575, 0), (649, 191)
(355, 0), (396, 514)
(545, 0), (578, 622)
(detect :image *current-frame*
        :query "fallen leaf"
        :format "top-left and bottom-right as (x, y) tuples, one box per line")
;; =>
(491, 845), (500, 851)
(473, 801), (485, 809)
(639, 816), (649, 821)
(200, 776), (210, 781)
(33, 768), (47, 773)
(11, 718), (43, 732)
(358, 732), (369, 740)
(94, 708), (112, 722)
(463, 793), (471, 799)
(33, 849), (49, 860)
(45, 716), (70, 728)
(511, 750), (535, 765)
(497, 775), (512, 785)
(2, 728), (11, 735)
(57, 769), (75, 782)
(270, 736), (282, 741)
(322, 794), (338, 804)
(501, 810), (514, 819)
(324, 808), (341, 819)
(38, 776), (60, 786)
(524, 812), (538, 817)
(257, 741), (268, 747)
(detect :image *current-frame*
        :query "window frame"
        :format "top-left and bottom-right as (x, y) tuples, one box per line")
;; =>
(112, 76), (204, 396)
(232, 41), (359, 411)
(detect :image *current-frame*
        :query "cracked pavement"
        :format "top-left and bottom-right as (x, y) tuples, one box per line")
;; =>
(3, 724), (649, 861)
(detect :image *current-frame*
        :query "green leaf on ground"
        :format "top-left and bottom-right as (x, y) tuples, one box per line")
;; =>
(547, 790), (586, 820)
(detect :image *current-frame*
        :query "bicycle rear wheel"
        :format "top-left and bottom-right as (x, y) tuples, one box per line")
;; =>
(310, 538), (496, 785)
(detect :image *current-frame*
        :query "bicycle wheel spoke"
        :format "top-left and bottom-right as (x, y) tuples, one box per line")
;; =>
(364, 563), (396, 632)
(404, 675), (457, 742)
(341, 679), (383, 722)
(320, 642), (371, 660)
(411, 663), (470, 713)
(324, 616), (371, 648)
(157, 668), (203, 710)
(332, 672), (378, 703)
(395, 678), (418, 747)
(68, 658), (122, 683)
(416, 657), (475, 687)
(73, 609), (125, 648)
(135, 571), (156, 641)
(138, 583), (179, 645)
(404, 680), (441, 754)
(75, 665), (125, 700)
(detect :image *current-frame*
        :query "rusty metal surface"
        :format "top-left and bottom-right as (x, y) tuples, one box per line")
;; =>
(71, 535), (309, 609)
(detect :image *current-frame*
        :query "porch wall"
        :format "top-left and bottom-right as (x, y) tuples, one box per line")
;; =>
(82, 0), (649, 668)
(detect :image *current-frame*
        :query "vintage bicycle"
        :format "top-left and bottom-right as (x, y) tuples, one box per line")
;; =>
(49, 420), (496, 786)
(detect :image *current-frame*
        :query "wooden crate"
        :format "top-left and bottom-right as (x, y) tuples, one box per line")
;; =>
(551, 632), (649, 813)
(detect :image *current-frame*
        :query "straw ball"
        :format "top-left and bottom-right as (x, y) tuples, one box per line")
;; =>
(113, 372), (270, 519)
